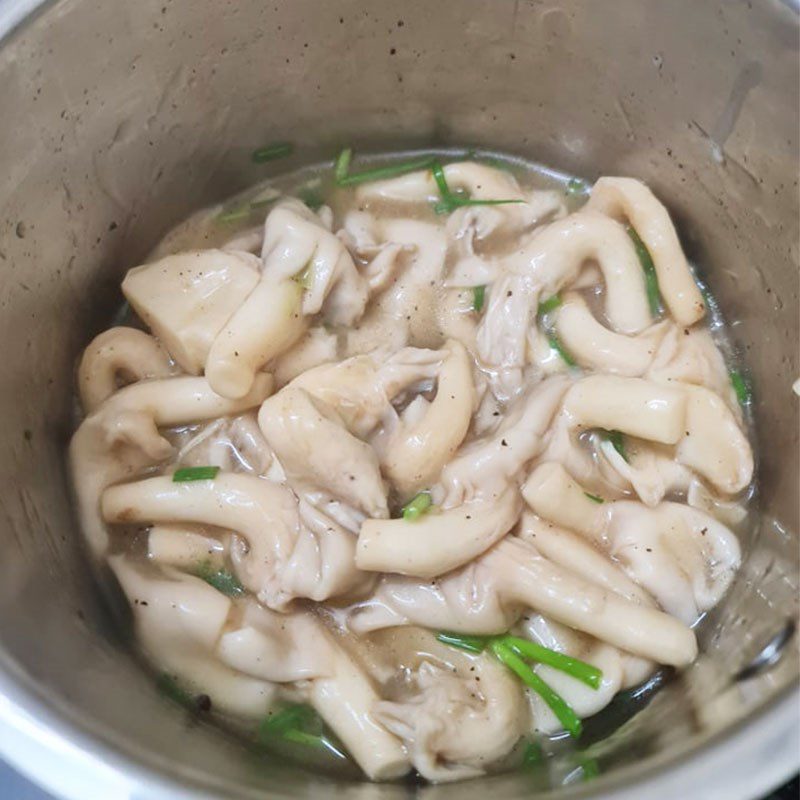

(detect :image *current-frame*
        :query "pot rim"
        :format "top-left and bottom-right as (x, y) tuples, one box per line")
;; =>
(0, 2), (796, 798)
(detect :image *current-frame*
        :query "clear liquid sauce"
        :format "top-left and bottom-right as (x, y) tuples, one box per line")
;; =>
(77, 148), (755, 784)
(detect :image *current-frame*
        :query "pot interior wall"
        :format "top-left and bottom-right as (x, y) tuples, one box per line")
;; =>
(0, 0), (796, 797)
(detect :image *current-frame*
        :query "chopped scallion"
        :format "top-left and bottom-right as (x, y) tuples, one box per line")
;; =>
(334, 148), (353, 183)
(490, 640), (583, 738)
(251, 142), (293, 163)
(604, 430), (628, 463)
(294, 264), (313, 290)
(547, 332), (576, 367)
(402, 491), (432, 521)
(172, 466), (220, 482)
(297, 186), (324, 211)
(195, 562), (244, 597)
(538, 293), (562, 316)
(435, 632), (488, 654)
(217, 197), (276, 224)
(584, 491), (605, 504)
(522, 740), (543, 768)
(499, 635), (603, 689)
(156, 673), (193, 708)
(627, 226), (662, 318)
(334, 148), (435, 186)
(566, 178), (589, 196)
(729, 369), (751, 407)
(431, 159), (525, 215)
(472, 285), (486, 313)
(259, 704), (348, 761)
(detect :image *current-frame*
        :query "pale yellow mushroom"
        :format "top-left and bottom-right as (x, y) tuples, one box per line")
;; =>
(562, 375), (688, 444)
(356, 485), (521, 579)
(381, 339), (475, 496)
(676, 385), (753, 494)
(205, 278), (306, 399)
(110, 556), (276, 718)
(554, 293), (669, 376)
(258, 386), (389, 519)
(587, 177), (706, 326)
(102, 473), (300, 609)
(122, 249), (260, 374)
(77, 327), (173, 412)
(521, 462), (608, 544)
(70, 374), (272, 556)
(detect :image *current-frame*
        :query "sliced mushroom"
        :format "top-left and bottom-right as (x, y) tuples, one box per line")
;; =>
(587, 177), (705, 326)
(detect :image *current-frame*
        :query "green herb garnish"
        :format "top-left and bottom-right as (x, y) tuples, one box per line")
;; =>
(252, 142), (293, 163)
(566, 178), (589, 196)
(584, 492), (605, 504)
(547, 332), (576, 367)
(333, 149), (436, 186)
(436, 632), (602, 738)
(402, 491), (432, 521)
(522, 740), (544, 768)
(157, 673), (193, 708)
(334, 148), (353, 183)
(729, 369), (751, 407)
(195, 561), (244, 597)
(604, 430), (628, 462)
(217, 197), (276, 224)
(293, 264), (313, 290)
(472, 285), (486, 313)
(172, 466), (220, 482)
(297, 186), (324, 211)
(500, 635), (602, 689)
(627, 226), (662, 318)
(259, 704), (347, 761)
(538, 293), (562, 316)
(436, 632), (488, 654)
(490, 640), (583, 738)
(431, 160), (524, 215)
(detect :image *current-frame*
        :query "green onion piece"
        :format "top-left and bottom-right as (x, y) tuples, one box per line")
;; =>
(402, 491), (432, 521)
(259, 704), (348, 761)
(283, 729), (348, 760)
(522, 740), (543, 768)
(434, 196), (524, 216)
(547, 332), (576, 367)
(431, 159), (525, 215)
(251, 142), (293, 163)
(297, 186), (324, 211)
(217, 197), (276, 224)
(473, 285), (486, 313)
(261, 704), (318, 736)
(538, 293), (562, 316)
(334, 149), (436, 186)
(499, 635), (603, 689)
(577, 757), (600, 781)
(431, 160), (451, 198)
(156, 673), (193, 708)
(490, 641), (582, 738)
(627, 226), (662, 317)
(294, 264), (313, 290)
(334, 148), (353, 183)
(195, 562), (244, 597)
(729, 369), (751, 406)
(584, 492), (605, 504)
(436, 632), (488, 654)
(604, 430), (628, 462)
(566, 178), (589, 196)
(173, 466), (220, 482)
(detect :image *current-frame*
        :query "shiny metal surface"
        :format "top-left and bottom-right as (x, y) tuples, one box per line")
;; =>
(0, 0), (797, 798)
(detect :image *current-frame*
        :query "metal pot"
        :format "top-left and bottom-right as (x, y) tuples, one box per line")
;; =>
(0, 1), (797, 798)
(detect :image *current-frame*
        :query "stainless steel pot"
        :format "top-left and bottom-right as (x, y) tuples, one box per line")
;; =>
(0, 1), (797, 798)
